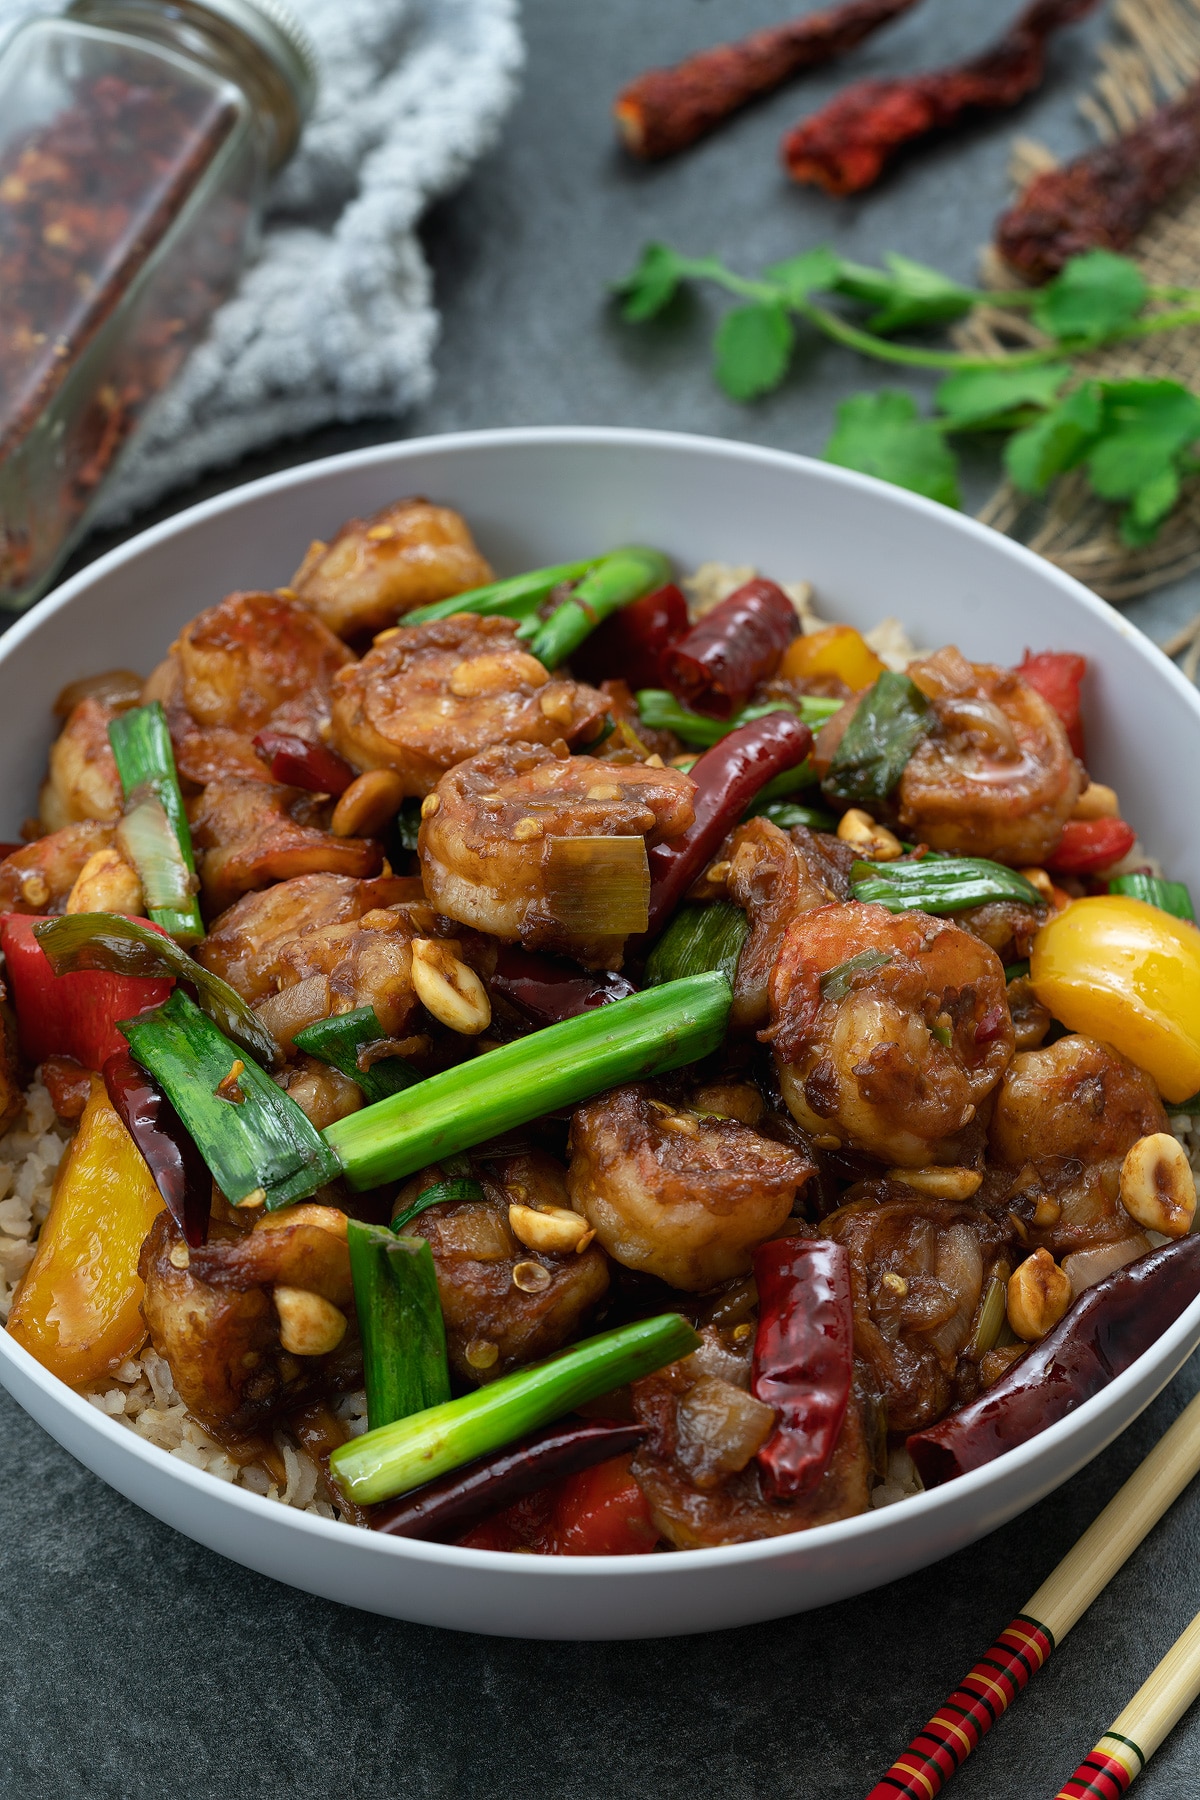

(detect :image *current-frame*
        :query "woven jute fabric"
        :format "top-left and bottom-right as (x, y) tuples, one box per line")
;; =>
(962, 0), (1200, 615)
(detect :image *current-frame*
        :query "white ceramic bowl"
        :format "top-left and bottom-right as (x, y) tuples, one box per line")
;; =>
(1, 427), (1198, 1640)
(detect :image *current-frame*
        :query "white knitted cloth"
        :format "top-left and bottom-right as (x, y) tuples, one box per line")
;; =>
(0, 0), (523, 522)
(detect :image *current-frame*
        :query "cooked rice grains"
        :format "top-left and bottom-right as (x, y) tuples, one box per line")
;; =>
(0, 1077), (368, 1520)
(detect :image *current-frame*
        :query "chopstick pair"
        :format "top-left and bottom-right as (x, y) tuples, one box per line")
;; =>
(865, 1385), (1200, 1799)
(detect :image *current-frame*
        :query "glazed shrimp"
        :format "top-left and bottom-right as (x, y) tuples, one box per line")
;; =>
(420, 743), (694, 968)
(567, 1082), (813, 1290)
(897, 647), (1082, 865)
(768, 901), (1014, 1167)
(39, 696), (124, 830)
(327, 615), (609, 796)
(290, 496), (494, 640)
(720, 817), (841, 1030)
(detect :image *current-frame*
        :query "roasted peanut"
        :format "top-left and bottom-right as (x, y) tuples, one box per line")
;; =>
(1006, 1248), (1073, 1341)
(887, 1166), (983, 1201)
(836, 808), (902, 861)
(255, 1203), (349, 1240)
(1071, 782), (1119, 822)
(509, 1202), (596, 1255)
(66, 845), (144, 916)
(273, 1286), (348, 1356)
(411, 937), (491, 1034)
(331, 768), (405, 838)
(1019, 866), (1055, 902)
(1120, 1132), (1197, 1238)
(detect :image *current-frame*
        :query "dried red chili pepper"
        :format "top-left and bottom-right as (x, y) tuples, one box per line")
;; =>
(491, 945), (637, 1026)
(251, 730), (356, 797)
(783, 0), (1100, 196)
(1048, 817), (1137, 875)
(572, 583), (689, 692)
(663, 578), (799, 720)
(908, 1236), (1200, 1486)
(614, 0), (922, 161)
(751, 1236), (853, 1499)
(1017, 649), (1087, 759)
(370, 1418), (646, 1542)
(103, 1049), (211, 1247)
(643, 712), (813, 939)
(997, 79), (1200, 280)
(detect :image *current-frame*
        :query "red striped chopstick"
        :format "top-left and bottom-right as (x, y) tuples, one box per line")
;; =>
(1052, 1607), (1200, 1796)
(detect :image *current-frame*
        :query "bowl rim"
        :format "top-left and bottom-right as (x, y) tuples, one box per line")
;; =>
(3, 422), (1198, 1580)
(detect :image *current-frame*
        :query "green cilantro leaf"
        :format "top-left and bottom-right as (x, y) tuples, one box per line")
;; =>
(833, 253), (977, 334)
(1121, 465), (1180, 546)
(614, 244), (687, 321)
(1005, 382), (1103, 493)
(1086, 379), (1200, 499)
(1032, 250), (1147, 344)
(763, 246), (844, 306)
(935, 363), (1072, 430)
(714, 301), (794, 400)
(824, 390), (961, 507)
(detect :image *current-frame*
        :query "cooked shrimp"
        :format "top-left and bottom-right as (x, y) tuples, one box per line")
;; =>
(256, 906), (420, 1045)
(290, 497), (494, 640)
(397, 1162), (609, 1383)
(897, 647), (1082, 865)
(824, 1192), (1011, 1433)
(0, 821), (116, 914)
(328, 615), (609, 796)
(419, 743), (694, 968)
(768, 901), (1014, 1167)
(189, 779), (382, 913)
(274, 1057), (364, 1130)
(722, 817), (839, 1030)
(197, 872), (420, 1002)
(567, 1083), (813, 1290)
(39, 697), (124, 830)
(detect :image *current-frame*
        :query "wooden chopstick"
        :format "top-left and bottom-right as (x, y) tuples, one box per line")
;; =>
(864, 1385), (1200, 1800)
(1052, 1609), (1200, 1797)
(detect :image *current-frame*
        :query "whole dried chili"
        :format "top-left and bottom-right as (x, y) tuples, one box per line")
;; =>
(663, 578), (799, 720)
(643, 711), (814, 939)
(997, 78), (1200, 280)
(491, 944), (637, 1026)
(907, 1236), (1200, 1486)
(782, 0), (1100, 197)
(251, 729), (356, 797)
(103, 1049), (211, 1247)
(751, 1236), (853, 1499)
(370, 1417), (647, 1542)
(614, 0), (923, 161)
(572, 583), (689, 693)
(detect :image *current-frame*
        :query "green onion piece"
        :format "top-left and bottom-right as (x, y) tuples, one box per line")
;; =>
(636, 690), (841, 748)
(1109, 872), (1196, 922)
(108, 703), (204, 944)
(293, 1005), (421, 1104)
(324, 972), (731, 1192)
(819, 949), (893, 1002)
(969, 1273), (1018, 1356)
(747, 759), (819, 808)
(542, 835), (650, 936)
(347, 1222), (451, 1432)
(396, 799), (422, 852)
(330, 1312), (699, 1505)
(1169, 1092), (1200, 1115)
(35, 911), (280, 1068)
(850, 857), (1043, 915)
(402, 559), (599, 628)
(644, 901), (748, 988)
(746, 799), (836, 831)
(120, 989), (342, 1208)
(392, 1178), (483, 1234)
(823, 672), (933, 806)
(1004, 960), (1031, 983)
(528, 547), (672, 668)
(931, 1023), (953, 1049)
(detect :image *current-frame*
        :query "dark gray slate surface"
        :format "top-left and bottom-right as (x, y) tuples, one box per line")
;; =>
(4, 2), (1200, 1794)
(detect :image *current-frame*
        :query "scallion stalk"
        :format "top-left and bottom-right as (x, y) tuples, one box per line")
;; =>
(1109, 872), (1196, 922)
(324, 972), (731, 1191)
(850, 857), (1043, 914)
(644, 901), (748, 988)
(819, 949), (893, 1002)
(745, 799), (836, 831)
(528, 548), (671, 668)
(391, 1177), (483, 1233)
(107, 703), (204, 944)
(823, 671), (933, 806)
(120, 989), (341, 1208)
(293, 1006), (421, 1104)
(542, 835), (650, 936)
(348, 1221), (451, 1432)
(402, 559), (598, 628)
(329, 1312), (699, 1505)
(636, 689), (841, 747)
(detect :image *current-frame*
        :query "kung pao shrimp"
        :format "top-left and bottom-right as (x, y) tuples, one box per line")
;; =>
(6, 495), (1200, 1555)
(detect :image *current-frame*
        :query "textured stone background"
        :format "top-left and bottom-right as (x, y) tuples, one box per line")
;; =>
(4, 1), (1200, 1794)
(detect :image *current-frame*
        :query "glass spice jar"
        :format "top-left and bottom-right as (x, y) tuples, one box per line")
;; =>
(0, 0), (316, 610)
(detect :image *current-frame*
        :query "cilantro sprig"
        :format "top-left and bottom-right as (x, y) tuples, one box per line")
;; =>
(614, 244), (1200, 544)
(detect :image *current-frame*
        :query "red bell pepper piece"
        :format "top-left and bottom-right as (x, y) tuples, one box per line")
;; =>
(752, 1235), (853, 1500)
(663, 578), (799, 718)
(572, 582), (689, 691)
(1047, 817), (1137, 875)
(457, 1451), (659, 1555)
(1017, 650), (1087, 759)
(0, 913), (173, 1071)
(251, 730), (355, 796)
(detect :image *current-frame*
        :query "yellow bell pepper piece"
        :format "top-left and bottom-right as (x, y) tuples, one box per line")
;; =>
(1030, 895), (1200, 1104)
(778, 624), (887, 692)
(8, 1074), (163, 1385)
